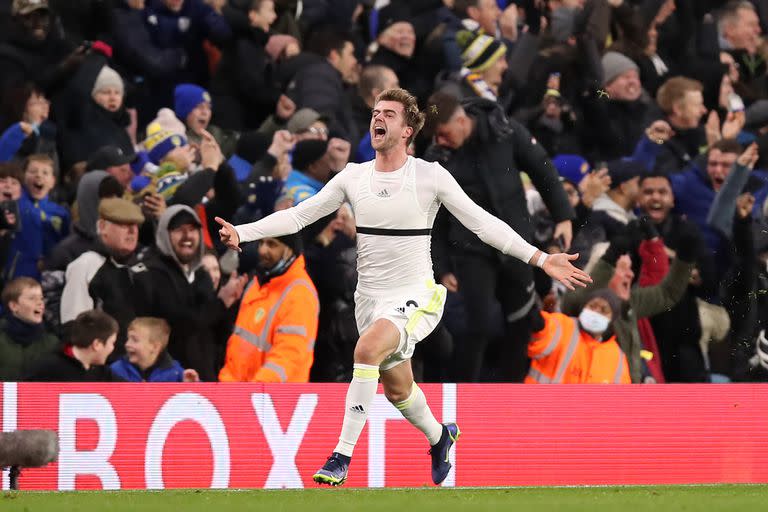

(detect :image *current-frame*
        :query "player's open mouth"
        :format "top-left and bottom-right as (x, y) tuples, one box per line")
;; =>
(373, 126), (386, 139)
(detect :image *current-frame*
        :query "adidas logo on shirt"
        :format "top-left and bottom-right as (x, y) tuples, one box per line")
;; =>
(350, 405), (365, 414)
(376, 188), (390, 197)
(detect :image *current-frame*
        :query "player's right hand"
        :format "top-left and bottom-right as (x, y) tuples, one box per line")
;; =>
(215, 216), (241, 252)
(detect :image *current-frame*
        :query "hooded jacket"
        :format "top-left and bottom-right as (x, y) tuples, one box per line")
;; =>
(45, 170), (108, 272)
(60, 241), (148, 360)
(131, 205), (230, 380)
(427, 97), (574, 276)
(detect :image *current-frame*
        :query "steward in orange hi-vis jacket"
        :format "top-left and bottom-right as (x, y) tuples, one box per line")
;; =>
(219, 235), (318, 382)
(526, 289), (631, 384)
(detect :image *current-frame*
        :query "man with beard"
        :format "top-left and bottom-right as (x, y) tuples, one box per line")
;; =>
(132, 205), (247, 380)
(60, 198), (146, 358)
(216, 87), (590, 486)
(219, 233), (319, 382)
(638, 172), (717, 381)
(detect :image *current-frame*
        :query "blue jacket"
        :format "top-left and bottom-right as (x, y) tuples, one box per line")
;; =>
(144, 0), (231, 85)
(355, 132), (375, 163)
(631, 134), (664, 171)
(112, 1), (186, 81)
(670, 163), (727, 269)
(5, 189), (70, 280)
(0, 123), (26, 162)
(110, 353), (185, 382)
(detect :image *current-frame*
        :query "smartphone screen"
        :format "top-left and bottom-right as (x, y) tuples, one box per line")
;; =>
(728, 93), (745, 113)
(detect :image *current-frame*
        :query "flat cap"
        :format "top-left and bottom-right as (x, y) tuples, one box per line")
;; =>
(98, 197), (145, 225)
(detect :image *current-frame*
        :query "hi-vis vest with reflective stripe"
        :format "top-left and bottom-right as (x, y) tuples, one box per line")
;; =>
(526, 311), (631, 384)
(218, 255), (319, 382)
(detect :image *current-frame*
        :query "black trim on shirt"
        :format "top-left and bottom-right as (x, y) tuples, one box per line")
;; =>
(356, 227), (432, 236)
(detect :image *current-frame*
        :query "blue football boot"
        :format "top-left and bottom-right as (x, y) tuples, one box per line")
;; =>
(429, 423), (461, 485)
(312, 452), (350, 486)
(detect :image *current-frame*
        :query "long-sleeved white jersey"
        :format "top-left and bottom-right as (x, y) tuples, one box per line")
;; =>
(235, 156), (538, 296)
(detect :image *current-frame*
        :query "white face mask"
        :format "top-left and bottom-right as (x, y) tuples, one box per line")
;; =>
(579, 308), (611, 336)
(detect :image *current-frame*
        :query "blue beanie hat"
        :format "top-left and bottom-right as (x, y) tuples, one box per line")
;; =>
(552, 154), (591, 185)
(174, 84), (211, 121)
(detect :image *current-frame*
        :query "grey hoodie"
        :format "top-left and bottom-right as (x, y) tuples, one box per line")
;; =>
(75, 171), (109, 236)
(155, 204), (205, 279)
(592, 193), (636, 225)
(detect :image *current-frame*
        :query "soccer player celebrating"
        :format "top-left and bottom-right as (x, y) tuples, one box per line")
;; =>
(216, 88), (591, 486)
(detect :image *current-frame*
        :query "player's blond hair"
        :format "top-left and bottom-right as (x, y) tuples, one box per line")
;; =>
(374, 88), (425, 145)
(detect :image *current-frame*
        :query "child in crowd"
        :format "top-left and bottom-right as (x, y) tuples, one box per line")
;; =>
(110, 317), (199, 382)
(132, 109), (196, 201)
(0, 277), (60, 381)
(174, 83), (238, 157)
(4, 154), (69, 281)
(26, 309), (120, 382)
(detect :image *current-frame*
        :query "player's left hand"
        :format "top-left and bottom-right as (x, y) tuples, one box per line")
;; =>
(542, 253), (592, 291)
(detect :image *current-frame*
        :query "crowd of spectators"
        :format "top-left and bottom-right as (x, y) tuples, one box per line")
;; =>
(0, 0), (767, 384)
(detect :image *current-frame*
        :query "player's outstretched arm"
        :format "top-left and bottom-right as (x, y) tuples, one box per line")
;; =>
(216, 170), (350, 249)
(434, 163), (591, 290)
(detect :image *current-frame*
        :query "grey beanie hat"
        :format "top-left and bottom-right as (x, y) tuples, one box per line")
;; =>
(602, 51), (639, 85)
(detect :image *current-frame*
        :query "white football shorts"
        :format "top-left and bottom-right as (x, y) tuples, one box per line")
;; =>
(354, 280), (447, 371)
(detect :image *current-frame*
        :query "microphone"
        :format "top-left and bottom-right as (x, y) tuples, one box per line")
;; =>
(0, 430), (59, 490)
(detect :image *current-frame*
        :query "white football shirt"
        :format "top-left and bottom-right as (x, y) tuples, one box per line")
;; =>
(235, 157), (538, 296)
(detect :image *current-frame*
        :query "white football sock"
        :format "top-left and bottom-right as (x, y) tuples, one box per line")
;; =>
(393, 383), (443, 446)
(334, 363), (380, 457)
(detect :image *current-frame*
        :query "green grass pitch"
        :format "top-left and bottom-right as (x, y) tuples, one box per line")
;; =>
(2, 485), (767, 512)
